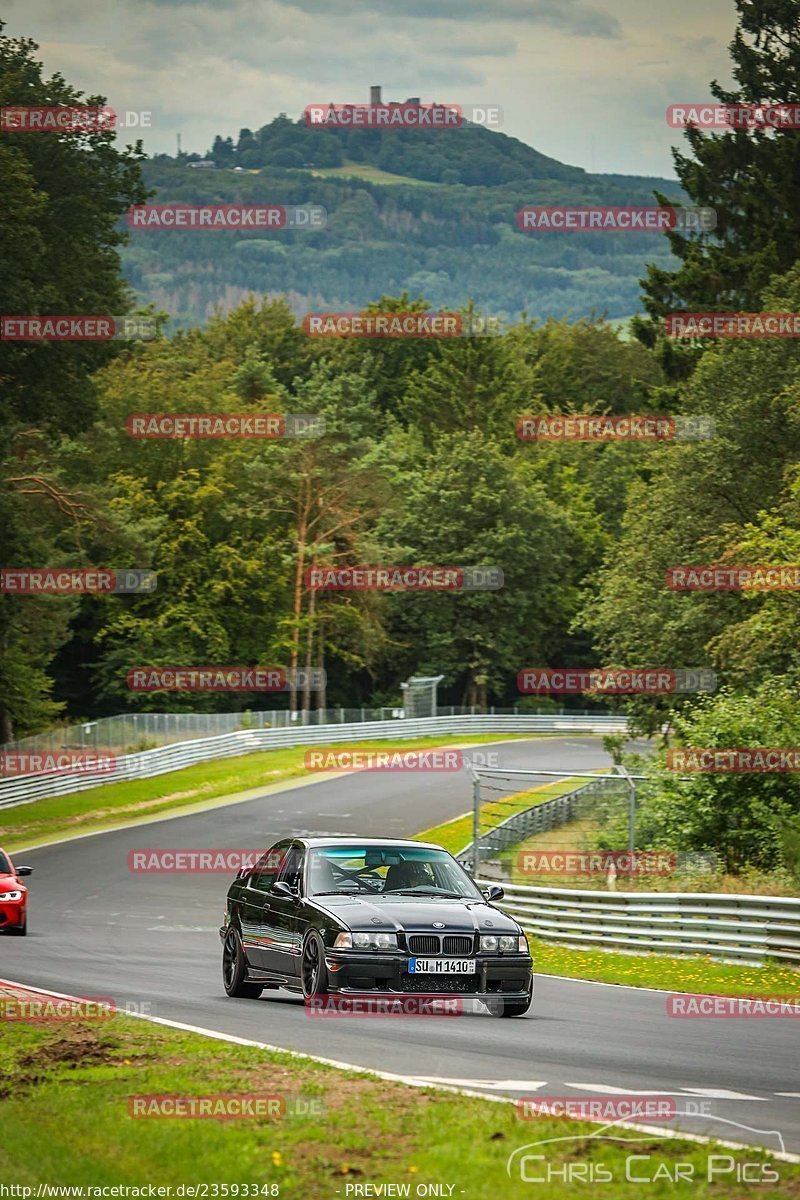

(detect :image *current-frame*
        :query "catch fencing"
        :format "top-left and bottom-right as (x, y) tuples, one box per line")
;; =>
(458, 778), (611, 871)
(0, 705), (617, 759)
(0, 713), (627, 809)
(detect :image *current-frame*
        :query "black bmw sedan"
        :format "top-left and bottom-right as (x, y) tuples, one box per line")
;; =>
(220, 837), (533, 1017)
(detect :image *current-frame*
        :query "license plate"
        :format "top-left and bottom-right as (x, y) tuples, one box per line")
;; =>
(408, 958), (476, 974)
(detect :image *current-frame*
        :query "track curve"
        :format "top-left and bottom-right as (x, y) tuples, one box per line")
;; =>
(2, 736), (797, 1154)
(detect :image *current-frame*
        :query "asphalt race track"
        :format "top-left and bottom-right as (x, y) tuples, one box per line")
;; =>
(2, 737), (798, 1156)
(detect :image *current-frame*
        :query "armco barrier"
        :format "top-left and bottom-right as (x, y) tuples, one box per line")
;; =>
(482, 880), (800, 965)
(0, 714), (627, 809)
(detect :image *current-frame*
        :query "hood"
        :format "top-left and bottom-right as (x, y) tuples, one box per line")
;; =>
(311, 894), (520, 935)
(0, 872), (25, 892)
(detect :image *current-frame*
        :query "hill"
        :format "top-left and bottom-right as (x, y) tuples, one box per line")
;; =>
(123, 113), (683, 327)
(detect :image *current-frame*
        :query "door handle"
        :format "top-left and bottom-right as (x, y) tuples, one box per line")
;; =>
(262, 902), (270, 910)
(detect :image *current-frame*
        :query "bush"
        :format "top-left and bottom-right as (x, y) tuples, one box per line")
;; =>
(632, 681), (800, 873)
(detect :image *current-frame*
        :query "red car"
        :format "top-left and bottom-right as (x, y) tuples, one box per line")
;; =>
(0, 848), (33, 936)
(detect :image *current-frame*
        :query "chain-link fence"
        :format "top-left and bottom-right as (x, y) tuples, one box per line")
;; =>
(0, 704), (616, 760)
(462, 766), (718, 890)
(399, 675), (444, 719)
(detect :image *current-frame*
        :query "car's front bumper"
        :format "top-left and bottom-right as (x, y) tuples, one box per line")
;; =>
(322, 950), (533, 1000)
(0, 900), (25, 930)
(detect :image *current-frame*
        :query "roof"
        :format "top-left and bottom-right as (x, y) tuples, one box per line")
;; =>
(299, 836), (442, 850)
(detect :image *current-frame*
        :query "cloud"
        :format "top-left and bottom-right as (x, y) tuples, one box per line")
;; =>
(275, 0), (621, 38)
(3, 0), (735, 175)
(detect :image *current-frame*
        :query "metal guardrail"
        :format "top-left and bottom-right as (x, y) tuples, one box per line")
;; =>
(0, 714), (628, 809)
(481, 879), (800, 965)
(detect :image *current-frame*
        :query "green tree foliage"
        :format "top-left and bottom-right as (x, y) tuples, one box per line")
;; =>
(635, 682), (800, 872)
(375, 431), (580, 706)
(129, 156), (681, 328)
(0, 25), (148, 433)
(582, 265), (800, 734)
(0, 23), (146, 738)
(638, 0), (800, 325)
(207, 112), (585, 187)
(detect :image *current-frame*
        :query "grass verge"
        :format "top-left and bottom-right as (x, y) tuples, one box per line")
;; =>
(0, 1005), (794, 1197)
(0, 735), (535, 854)
(531, 938), (800, 996)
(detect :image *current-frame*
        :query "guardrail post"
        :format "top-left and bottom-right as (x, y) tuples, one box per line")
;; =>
(472, 775), (481, 877)
(614, 762), (637, 854)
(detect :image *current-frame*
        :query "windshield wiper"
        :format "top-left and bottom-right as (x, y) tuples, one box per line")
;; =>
(313, 889), (360, 896)
(390, 889), (465, 898)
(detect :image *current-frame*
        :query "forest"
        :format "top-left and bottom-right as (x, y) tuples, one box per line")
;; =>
(1, 0), (800, 872)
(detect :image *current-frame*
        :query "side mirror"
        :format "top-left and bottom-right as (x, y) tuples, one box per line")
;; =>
(272, 880), (297, 900)
(482, 884), (504, 902)
(15, 866), (33, 877)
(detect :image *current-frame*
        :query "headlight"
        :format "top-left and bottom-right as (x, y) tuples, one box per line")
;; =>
(481, 934), (526, 953)
(333, 931), (398, 951)
(0, 891), (22, 902)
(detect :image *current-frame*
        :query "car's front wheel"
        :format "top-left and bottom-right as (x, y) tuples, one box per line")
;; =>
(222, 928), (263, 999)
(301, 930), (329, 1000)
(8, 913), (27, 936)
(500, 976), (533, 1017)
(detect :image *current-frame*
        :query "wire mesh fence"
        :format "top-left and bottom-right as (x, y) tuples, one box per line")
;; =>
(0, 704), (616, 759)
(400, 675), (443, 719)
(462, 766), (718, 891)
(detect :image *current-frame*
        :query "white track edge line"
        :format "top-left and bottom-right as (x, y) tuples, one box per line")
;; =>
(1, 976), (798, 1164)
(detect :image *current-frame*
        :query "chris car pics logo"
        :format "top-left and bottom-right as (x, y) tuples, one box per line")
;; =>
(506, 1115), (783, 1185)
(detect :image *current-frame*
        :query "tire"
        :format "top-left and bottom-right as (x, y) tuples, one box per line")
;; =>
(8, 914), (27, 937)
(301, 930), (329, 1000)
(222, 928), (262, 999)
(499, 977), (533, 1018)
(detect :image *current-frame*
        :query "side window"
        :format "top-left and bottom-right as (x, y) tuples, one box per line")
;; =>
(278, 845), (304, 892)
(250, 843), (286, 892)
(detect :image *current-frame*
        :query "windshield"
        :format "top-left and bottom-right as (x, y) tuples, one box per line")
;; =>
(0, 852), (11, 875)
(306, 845), (482, 899)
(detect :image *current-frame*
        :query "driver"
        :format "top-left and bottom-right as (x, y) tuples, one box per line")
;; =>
(384, 860), (431, 891)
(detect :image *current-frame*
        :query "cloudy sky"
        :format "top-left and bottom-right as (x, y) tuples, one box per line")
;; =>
(4, 0), (737, 177)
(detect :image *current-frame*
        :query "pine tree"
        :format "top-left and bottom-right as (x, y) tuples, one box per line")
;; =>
(638, 0), (800, 329)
